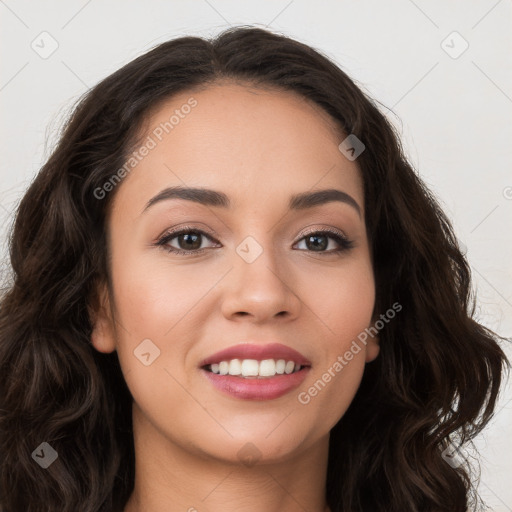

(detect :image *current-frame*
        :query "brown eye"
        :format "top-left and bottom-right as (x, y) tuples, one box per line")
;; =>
(156, 228), (219, 255)
(156, 228), (353, 256)
(304, 233), (329, 251)
(295, 230), (354, 254)
(174, 232), (203, 251)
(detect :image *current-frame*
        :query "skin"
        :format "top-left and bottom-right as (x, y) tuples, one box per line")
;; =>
(90, 82), (380, 512)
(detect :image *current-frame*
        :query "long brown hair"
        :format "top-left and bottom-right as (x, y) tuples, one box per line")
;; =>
(0, 26), (509, 511)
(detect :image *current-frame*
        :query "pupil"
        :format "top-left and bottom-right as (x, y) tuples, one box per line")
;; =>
(180, 233), (200, 250)
(307, 234), (327, 251)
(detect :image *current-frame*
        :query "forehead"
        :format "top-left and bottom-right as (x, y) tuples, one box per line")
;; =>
(142, 81), (346, 157)
(111, 82), (364, 217)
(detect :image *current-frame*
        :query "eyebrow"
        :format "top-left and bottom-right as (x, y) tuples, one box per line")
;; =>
(142, 186), (361, 218)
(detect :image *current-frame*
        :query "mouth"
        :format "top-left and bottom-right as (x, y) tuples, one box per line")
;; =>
(198, 343), (312, 400)
(202, 358), (309, 378)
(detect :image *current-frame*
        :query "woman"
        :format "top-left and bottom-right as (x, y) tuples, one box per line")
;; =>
(0, 26), (509, 512)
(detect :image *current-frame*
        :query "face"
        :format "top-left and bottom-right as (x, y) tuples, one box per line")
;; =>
(90, 82), (379, 465)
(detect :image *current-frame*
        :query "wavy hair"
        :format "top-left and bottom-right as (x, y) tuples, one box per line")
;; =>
(0, 26), (509, 512)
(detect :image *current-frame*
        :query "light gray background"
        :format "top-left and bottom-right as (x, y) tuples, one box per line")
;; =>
(1, 1), (511, 509)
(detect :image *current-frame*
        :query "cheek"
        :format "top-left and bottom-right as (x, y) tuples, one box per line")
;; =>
(306, 256), (375, 341)
(108, 255), (224, 395)
(111, 253), (220, 337)
(297, 260), (375, 423)
(298, 331), (368, 433)
(109, 258), (205, 436)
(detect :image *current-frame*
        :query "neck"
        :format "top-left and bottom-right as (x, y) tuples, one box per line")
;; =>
(124, 403), (331, 512)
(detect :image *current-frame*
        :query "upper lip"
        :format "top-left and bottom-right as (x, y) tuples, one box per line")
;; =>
(199, 343), (312, 368)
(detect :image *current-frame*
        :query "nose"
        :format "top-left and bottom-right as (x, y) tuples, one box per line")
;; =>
(220, 239), (302, 324)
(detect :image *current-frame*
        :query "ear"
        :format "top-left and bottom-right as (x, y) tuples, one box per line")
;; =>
(88, 280), (117, 354)
(364, 314), (380, 363)
(365, 335), (380, 363)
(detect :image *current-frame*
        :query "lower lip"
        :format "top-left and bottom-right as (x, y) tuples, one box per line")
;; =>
(201, 367), (310, 400)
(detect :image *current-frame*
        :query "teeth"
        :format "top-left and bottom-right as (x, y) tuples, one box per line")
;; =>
(275, 359), (286, 374)
(228, 359), (242, 375)
(259, 359), (275, 377)
(241, 359), (259, 376)
(284, 361), (295, 374)
(207, 358), (304, 378)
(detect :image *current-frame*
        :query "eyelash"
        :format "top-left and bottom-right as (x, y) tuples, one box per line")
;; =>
(155, 225), (354, 256)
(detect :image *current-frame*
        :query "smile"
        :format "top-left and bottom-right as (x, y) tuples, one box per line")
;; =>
(204, 358), (305, 378)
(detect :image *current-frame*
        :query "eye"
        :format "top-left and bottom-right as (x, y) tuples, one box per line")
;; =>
(155, 227), (219, 255)
(155, 227), (354, 256)
(294, 229), (354, 254)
